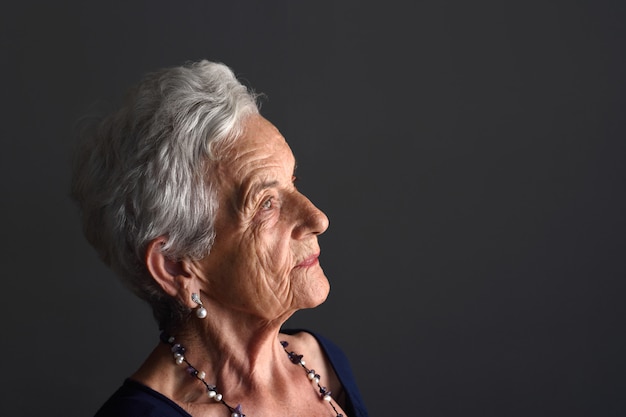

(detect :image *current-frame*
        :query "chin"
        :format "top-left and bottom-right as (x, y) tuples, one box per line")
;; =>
(298, 272), (331, 309)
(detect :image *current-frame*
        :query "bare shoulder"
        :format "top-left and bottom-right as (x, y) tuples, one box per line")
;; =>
(281, 330), (322, 359)
(279, 330), (345, 403)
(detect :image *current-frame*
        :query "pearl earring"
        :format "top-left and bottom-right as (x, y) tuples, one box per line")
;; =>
(191, 293), (207, 319)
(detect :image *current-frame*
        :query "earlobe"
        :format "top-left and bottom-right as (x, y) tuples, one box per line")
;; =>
(145, 237), (190, 298)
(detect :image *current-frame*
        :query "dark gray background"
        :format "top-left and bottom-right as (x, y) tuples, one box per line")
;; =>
(2, 1), (625, 416)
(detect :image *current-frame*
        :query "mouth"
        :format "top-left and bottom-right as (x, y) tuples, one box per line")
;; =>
(296, 253), (320, 268)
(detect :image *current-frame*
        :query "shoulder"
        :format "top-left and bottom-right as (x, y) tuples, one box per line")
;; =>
(280, 328), (340, 368)
(280, 328), (371, 417)
(280, 328), (350, 369)
(279, 329), (345, 401)
(280, 328), (322, 356)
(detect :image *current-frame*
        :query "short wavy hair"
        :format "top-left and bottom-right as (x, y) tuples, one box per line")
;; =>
(70, 60), (259, 329)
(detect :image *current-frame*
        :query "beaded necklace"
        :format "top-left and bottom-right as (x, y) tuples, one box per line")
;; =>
(160, 331), (344, 417)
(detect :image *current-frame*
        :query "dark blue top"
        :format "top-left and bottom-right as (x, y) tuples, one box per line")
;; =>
(94, 329), (369, 417)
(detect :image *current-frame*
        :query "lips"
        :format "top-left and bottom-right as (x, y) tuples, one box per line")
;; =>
(296, 253), (320, 268)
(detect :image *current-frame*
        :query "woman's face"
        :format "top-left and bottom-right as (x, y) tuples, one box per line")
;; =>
(194, 115), (330, 319)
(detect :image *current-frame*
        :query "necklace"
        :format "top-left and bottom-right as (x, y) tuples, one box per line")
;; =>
(160, 331), (344, 417)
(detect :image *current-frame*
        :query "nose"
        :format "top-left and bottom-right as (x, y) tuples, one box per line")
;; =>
(292, 193), (329, 239)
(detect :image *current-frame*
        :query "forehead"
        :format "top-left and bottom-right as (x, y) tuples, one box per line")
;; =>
(237, 115), (289, 154)
(218, 115), (295, 186)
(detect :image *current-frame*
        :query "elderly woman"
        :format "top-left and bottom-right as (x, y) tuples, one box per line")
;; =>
(70, 60), (368, 417)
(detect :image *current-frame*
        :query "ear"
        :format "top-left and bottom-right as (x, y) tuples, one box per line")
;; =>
(145, 237), (191, 299)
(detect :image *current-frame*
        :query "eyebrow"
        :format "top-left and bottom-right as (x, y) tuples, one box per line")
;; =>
(249, 180), (279, 197)
(237, 160), (297, 208)
(236, 179), (279, 210)
(247, 161), (298, 196)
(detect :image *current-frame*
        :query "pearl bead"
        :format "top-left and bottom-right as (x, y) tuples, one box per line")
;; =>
(175, 356), (184, 365)
(197, 371), (206, 380)
(232, 413), (240, 417)
(215, 393), (223, 401)
(208, 390), (216, 398)
(300, 359), (306, 366)
(196, 306), (207, 319)
(307, 372), (315, 380)
(323, 394), (332, 402)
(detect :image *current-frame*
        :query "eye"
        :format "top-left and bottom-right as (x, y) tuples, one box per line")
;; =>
(261, 197), (273, 210)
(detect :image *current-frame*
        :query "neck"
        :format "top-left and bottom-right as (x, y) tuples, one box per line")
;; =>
(131, 310), (346, 417)
(134, 306), (298, 402)
(186, 302), (296, 372)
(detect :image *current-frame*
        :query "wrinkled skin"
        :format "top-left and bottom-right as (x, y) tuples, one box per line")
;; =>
(135, 115), (343, 416)
(192, 114), (330, 321)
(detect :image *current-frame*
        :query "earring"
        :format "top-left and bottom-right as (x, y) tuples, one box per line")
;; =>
(191, 293), (207, 319)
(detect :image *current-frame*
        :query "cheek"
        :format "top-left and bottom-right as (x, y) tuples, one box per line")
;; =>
(226, 219), (292, 278)
(252, 231), (294, 276)
(227, 213), (297, 298)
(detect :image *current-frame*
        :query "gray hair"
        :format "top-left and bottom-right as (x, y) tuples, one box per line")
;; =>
(70, 60), (259, 329)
